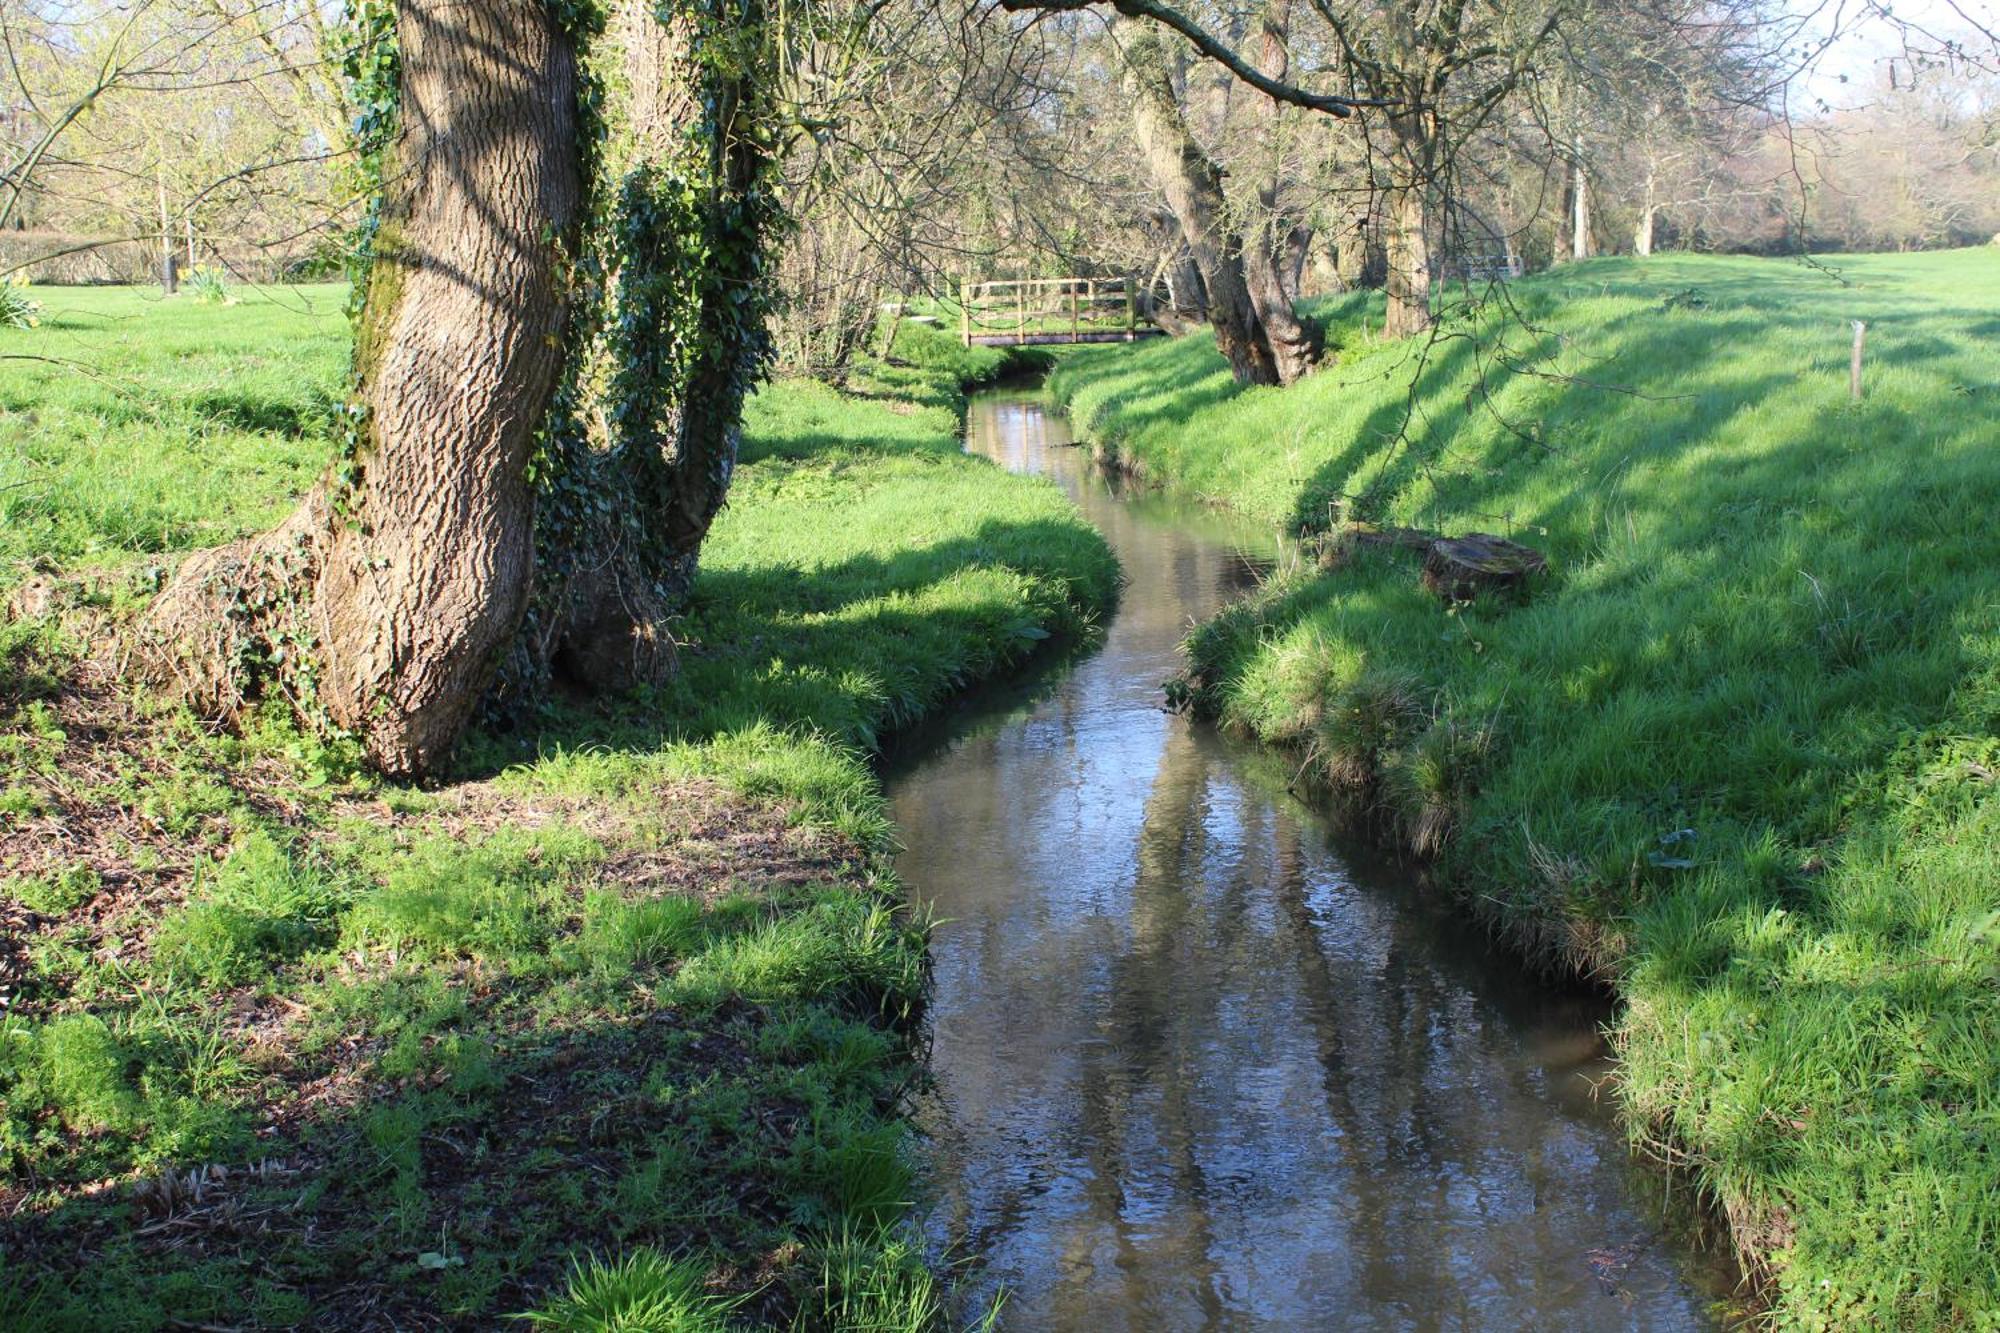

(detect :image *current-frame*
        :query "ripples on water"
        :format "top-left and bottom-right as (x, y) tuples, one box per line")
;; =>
(885, 396), (1730, 1331)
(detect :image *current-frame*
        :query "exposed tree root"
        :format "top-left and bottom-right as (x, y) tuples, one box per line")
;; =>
(130, 488), (331, 726)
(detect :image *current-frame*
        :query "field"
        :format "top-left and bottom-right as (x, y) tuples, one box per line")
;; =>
(0, 286), (1114, 1327)
(1049, 250), (2000, 1328)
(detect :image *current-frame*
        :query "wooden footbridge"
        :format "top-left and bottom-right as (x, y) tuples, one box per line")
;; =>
(957, 276), (1166, 347)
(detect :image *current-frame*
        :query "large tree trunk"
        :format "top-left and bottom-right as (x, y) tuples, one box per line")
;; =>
(1120, 19), (1299, 386)
(1382, 179), (1433, 339)
(142, 0), (582, 777)
(513, 0), (774, 695)
(1379, 103), (1436, 340)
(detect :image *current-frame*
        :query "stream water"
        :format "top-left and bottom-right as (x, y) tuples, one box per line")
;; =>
(884, 392), (1728, 1330)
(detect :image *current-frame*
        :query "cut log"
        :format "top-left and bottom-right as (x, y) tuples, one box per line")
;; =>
(1421, 532), (1547, 602)
(1349, 523), (1437, 552)
(1316, 521), (1435, 569)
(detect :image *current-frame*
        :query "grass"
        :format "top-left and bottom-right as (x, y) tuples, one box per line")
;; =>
(0, 284), (345, 596)
(0, 287), (1111, 1328)
(1048, 249), (2000, 1329)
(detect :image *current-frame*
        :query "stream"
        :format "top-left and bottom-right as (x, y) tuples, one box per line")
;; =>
(884, 391), (1730, 1330)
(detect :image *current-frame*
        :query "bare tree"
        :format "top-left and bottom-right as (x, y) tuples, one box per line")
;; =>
(0, 0), (351, 284)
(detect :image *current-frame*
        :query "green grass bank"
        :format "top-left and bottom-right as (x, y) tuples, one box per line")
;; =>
(0, 286), (1114, 1328)
(1049, 250), (2000, 1329)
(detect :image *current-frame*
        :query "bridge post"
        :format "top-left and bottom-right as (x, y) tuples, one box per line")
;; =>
(1070, 282), (1080, 344)
(960, 281), (971, 348)
(1125, 274), (1136, 341)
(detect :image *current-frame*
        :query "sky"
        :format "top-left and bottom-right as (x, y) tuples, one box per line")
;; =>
(1796, 0), (2000, 109)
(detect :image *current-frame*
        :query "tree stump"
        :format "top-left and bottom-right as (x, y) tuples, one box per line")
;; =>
(1421, 532), (1546, 602)
(1316, 521), (1434, 569)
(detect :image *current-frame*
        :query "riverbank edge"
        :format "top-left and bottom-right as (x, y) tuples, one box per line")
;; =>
(0, 290), (1117, 1329)
(1039, 348), (1791, 1319)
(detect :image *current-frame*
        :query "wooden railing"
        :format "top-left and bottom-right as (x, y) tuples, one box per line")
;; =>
(958, 276), (1154, 347)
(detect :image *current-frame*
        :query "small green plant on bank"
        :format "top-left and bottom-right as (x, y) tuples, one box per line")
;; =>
(0, 272), (41, 329)
(1051, 249), (2000, 1329)
(0, 284), (1107, 1328)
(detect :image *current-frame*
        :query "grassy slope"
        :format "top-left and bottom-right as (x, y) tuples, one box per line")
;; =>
(0, 287), (1113, 1328)
(1049, 251), (2000, 1329)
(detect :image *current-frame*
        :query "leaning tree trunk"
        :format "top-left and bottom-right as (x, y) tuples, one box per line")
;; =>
(1238, 0), (1318, 382)
(1120, 19), (1288, 387)
(509, 0), (776, 695)
(141, 0), (582, 777)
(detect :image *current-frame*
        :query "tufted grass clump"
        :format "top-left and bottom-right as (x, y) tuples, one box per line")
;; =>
(149, 831), (346, 987)
(521, 1251), (745, 1332)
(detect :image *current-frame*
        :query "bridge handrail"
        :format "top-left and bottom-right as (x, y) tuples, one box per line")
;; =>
(958, 275), (1144, 346)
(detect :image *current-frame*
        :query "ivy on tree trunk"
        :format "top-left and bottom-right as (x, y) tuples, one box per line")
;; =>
(510, 0), (781, 697)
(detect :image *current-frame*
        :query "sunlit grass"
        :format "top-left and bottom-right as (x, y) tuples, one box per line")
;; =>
(0, 284), (347, 597)
(1053, 248), (2000, 1327)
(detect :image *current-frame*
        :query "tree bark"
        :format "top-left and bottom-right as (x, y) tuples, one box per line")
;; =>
(155, 169), (176, 295)
(1279, 225), (1311, 300)
(1570, 158), (1592, 260)
(1382, 176), (1433, 339)
(1635, 165), (1657, 256)
(142, 0), (583, 777)
(1169, 242), (1209, 320)
(1239, 0), (1318, 381)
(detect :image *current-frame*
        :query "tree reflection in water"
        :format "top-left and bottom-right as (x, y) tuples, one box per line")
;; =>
(887, 395), (1728, 1331)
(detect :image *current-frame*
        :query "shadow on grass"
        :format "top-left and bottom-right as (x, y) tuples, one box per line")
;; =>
(0, 918), (927, 1329)
(187, 385), (341, 439)
(481, 506), (1114, 770)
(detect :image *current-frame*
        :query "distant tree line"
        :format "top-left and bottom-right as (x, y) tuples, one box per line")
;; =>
(2, 0), (1991, 323)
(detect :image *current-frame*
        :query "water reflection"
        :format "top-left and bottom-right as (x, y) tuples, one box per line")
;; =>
(887, 396), (1720, 1330)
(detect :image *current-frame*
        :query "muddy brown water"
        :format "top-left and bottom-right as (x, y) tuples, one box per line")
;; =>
(884, 393), (1733, 1331)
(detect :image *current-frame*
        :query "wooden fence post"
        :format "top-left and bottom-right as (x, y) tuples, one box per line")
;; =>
(1849, 320), (1866, 403)
(1124, 275), (1136, 341)
(1069, 282), (1080, 343)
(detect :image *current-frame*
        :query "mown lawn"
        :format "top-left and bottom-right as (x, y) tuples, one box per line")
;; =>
(1049, 250), (2000, 1329)
(0, 286), (1112, 1328)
